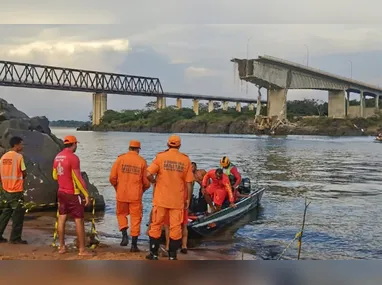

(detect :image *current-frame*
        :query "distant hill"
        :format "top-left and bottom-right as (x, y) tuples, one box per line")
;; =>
(49, 120), (89, 128)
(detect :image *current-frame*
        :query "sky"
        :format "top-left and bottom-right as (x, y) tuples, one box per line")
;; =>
(1, 0), (382, 121)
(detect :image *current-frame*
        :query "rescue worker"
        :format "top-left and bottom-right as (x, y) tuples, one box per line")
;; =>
(109, 140), (151, 252)
(0, 136), (27, 244)
(146, 134), (193, 260)
(52, 135), (92, 256)
(201, 168), (236, 212)
(220, 156), (242, 199)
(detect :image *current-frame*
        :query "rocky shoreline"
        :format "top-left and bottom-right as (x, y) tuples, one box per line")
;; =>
(77, 118), (380, 137)
(0, 98), (105, 211)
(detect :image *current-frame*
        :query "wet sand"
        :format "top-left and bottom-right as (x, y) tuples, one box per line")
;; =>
(0, 214), (253, 260)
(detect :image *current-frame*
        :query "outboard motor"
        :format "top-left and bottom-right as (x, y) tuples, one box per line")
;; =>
(238, 177), (251, 194)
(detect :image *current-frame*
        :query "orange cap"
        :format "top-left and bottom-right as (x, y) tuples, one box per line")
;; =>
(63, 135), (79, 145)
(129, 140), (141, 149)
(167, 134), (181, 147)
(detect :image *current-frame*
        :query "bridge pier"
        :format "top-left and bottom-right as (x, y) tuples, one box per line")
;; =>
(92, 93), (107, 125)
(208, 101), (214, 113)
(222, 101), (229, 111)
(360, 91), (365, 118)
(156, 96), (166, 109)
(267, 88), (286, 120)
(328, 90), (346, 118)
(176, 98), (182, 109)
(376, 95), (380, 109)
(193, 99), (199, 115)
(236, 102), (241, 112)
(248, 103), (254, 111)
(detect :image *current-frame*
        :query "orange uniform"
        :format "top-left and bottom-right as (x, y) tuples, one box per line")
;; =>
(0, 151), (26, 192)
(194, 169), (207, 186)
(202, 169), (234, 206)
(109, 142), (150, 237)
(147, 142), (194, 241)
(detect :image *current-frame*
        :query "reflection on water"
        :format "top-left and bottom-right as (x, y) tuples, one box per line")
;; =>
(51, 128), (382, 259)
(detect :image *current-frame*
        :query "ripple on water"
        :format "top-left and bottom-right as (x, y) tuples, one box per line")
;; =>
(52, 129), (382, 259)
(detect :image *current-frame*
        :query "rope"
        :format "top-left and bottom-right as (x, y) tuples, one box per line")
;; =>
(51, 197), (100, 250)
(277, 231), (302, 260)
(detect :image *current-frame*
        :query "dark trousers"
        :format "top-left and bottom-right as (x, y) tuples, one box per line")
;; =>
(0, 191), (25, 241)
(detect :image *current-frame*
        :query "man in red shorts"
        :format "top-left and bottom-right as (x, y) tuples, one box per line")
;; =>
(201, 168), (236, 212)
(52, 135), (92, 256)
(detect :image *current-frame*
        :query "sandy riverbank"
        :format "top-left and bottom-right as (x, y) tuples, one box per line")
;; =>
(0, 214), (253, 260)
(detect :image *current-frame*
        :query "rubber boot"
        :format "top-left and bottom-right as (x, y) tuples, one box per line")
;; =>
(168, 239), (181, 260)
(130, 236), (140, 252)
(146, 237), (160, 260)
(120, 228), (129, 246)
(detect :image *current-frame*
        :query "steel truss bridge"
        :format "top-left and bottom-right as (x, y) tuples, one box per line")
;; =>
(0, 60), (263, 104)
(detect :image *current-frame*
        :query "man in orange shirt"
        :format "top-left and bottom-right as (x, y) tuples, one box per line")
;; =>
(146, 134), (193, 260)
(52, 135), (92, 256)
(109, 140), (151, 252)
(202, 168), (236, 212)
(0, 136), (27, 244)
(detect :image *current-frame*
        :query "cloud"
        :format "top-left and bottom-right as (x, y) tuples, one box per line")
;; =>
(1, 2), (382, 120)
(7, 39), (129, 57)
(185, 66), (217, 78)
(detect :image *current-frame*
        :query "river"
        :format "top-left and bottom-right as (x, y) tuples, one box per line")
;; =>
(51, 128), (382, 260)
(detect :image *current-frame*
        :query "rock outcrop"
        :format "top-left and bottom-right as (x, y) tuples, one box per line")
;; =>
(0, 98), (105, 211)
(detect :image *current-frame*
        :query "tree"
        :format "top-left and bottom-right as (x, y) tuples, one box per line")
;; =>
(145, 101), (157, 110)
(213, 102), (221, 109)
(199, 103), (208, 112)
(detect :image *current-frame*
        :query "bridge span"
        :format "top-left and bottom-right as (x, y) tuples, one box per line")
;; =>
(232, 55), (382, 120)
(0, 60), (264, 125)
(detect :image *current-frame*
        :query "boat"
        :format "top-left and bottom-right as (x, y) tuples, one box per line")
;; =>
(186, 178), (265, 238)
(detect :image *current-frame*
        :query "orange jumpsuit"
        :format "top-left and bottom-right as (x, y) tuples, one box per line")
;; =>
(202, 170), (234, 206)
(109, 151), (151, 237)
(147, 149), (194, 241)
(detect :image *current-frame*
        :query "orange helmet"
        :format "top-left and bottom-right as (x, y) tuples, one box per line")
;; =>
(220, 156), (230, 168)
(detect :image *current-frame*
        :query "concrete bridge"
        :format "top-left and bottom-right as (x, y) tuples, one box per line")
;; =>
(232, 55), (382, 120)
(0, 60), (264, 125)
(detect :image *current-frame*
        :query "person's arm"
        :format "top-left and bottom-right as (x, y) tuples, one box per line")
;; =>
(71, 155), (89, 198)
(20, 156), (27, 179)
(201, 170), (212, 190)
(147, 156), (160, 183)
(231, 166), (242, 189)
(109, 158), (120, 191)
(185, 161), (194, 209)
(142, 161), (151, 191)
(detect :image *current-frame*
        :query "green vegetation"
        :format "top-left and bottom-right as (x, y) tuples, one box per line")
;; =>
(91, 98), (382, 136)
(97, 101), (262, 129)
(50, 120), (88, 128)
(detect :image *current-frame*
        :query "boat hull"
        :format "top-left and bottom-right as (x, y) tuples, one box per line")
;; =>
(187, 187), (265, 238)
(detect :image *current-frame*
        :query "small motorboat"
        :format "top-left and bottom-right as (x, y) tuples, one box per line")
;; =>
(186, 177), (265, 238)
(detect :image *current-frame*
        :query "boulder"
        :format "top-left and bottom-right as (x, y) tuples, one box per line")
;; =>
(0, 98), (105, 211)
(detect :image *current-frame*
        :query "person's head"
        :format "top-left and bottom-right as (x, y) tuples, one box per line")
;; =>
(191, 162), (197, 173)
(63, 135), (79, 152)
(215, 168), (223, 180)
(9, 136), (24, 152)
(167, 134), (181, 149)
(129, 140), (141, 153)
(220, 156), (230, 169)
